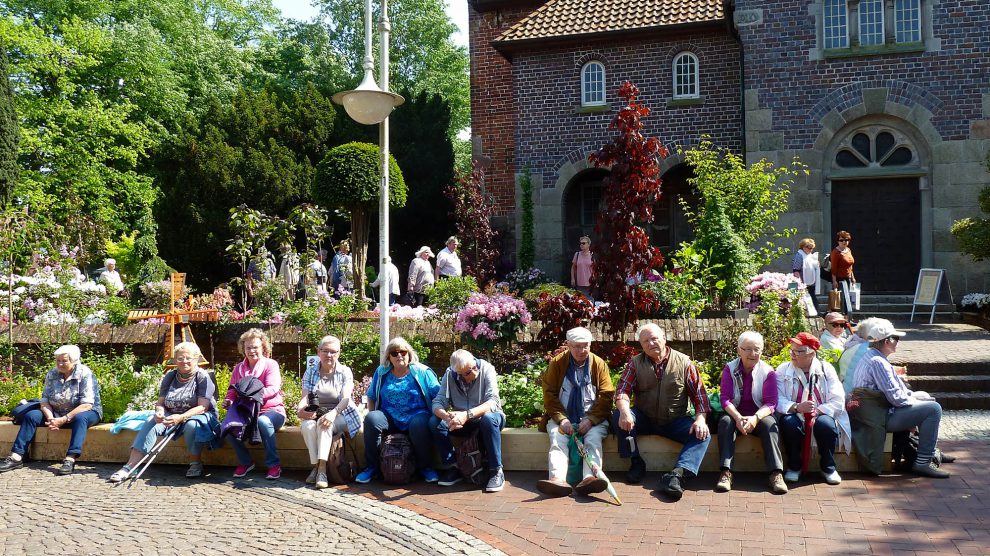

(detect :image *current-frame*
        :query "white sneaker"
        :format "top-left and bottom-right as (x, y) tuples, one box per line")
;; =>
(784, 469), (801, 483)
(822, 470), (842, 485)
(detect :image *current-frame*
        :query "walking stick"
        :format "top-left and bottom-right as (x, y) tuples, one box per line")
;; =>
(571, 433), (622, 506)
(119, 427), (178, 487)
(801, 373), (818, 475)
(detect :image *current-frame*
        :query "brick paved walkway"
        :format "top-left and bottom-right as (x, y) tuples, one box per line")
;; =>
(352, 437), (989, 556)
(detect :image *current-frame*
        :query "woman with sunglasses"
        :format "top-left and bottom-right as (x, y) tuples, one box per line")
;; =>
(819, 312), (850, 350)
(570, 236), (594, 299)
(355, 337), (441, 484)
(830, 231), (856, 315)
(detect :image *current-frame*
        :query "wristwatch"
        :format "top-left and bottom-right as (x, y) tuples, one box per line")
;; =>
(466, 409), (475, 420)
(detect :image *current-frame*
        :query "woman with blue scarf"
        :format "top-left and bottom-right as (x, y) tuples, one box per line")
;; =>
(538, 327), (614, 498)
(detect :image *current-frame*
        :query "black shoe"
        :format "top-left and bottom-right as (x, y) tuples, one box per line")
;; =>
(0, 457), (23, 473)
(937, 450), (956, 464)
(659, 470), (684, 501)
(56, 458), (75, 476)
(484, 468), (505, 493)
(437, 468), (462, 487)
(626, 456), (646, 484)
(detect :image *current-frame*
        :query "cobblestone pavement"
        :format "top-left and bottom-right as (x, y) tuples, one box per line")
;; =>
(0, 464), (505, 556)
(888, 322), (990, 365)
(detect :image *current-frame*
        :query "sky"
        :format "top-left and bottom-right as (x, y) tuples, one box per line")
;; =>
(270, 0), (469, 48)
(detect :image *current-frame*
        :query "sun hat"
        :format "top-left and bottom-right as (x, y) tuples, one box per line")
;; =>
(823, 312), (847, 325)
(415, 246), (435, 258)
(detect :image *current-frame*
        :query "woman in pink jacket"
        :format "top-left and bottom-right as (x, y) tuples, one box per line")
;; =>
(223, 328), (286, 479)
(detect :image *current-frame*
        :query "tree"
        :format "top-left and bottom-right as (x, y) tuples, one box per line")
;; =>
(682, 139), (805, 268)
(588, 82), (667, 339)
(152, 85), (334, 286)
(313, 142), (407, 298)
(693, 196), (756, 306)
(445, 163), (499, 286)
(0, 48), (19, 207)
(316, 0), (470, 136)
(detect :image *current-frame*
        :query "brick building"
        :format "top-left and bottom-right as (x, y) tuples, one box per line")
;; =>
(469, 0), (990, 294)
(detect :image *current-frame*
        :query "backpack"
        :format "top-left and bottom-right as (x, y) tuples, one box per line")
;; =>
(326, 432), (359, 484)
(380, 433), (416, 485)
(454, 429), (489, 486)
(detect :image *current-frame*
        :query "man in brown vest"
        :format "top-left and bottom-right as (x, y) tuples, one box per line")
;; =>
(612, 323), (712, 500)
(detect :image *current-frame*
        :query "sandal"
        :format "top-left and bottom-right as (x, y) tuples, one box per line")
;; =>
(108, 465), (132, 483)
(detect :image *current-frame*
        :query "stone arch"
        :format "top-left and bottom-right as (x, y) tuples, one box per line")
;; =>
(574, 51), (610, 70)
(821, 113), (936, 291)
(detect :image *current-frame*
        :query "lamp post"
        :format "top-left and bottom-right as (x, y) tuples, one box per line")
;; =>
(332, 0), (404, 361)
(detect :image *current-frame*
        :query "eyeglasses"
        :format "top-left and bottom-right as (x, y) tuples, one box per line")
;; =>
(390, 350), (409, 357)
(175, 356), (197, 363)
(318, 349), (340, 355)
(887, 337), (900, 344)
(838, 239), (850, 242)
(830, 323), (845, 328)
(739, 347), (762, 354)
(789, 349), (813, 356)
(579, 241), (589, 245)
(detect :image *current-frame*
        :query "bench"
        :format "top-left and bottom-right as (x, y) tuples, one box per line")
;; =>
(0, 421), (891, 473)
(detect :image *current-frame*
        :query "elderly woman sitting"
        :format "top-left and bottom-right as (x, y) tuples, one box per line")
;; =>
(0, 345), (103, 476)
(108, 342), (220, 482)
(775, 332), (850, 485)
(716, 331), (788, 494)
(297, 335), (361, 489)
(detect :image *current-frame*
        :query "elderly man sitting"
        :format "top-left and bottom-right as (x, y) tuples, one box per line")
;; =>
(612, 323), (711, 500)
(538, 326), (614, 497)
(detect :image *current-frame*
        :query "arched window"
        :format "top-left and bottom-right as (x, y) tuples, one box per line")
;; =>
(672, 52), (699, 99)
(834, 128), (916, 168)
(580, 61), (605, 106)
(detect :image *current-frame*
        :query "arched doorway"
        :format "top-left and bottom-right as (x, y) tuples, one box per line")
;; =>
(649, 163), (699, 256)
(561, 168), (609, 281)
(826, 123), (928, 293)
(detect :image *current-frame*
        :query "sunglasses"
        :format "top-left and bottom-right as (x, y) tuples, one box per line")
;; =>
(838, 239), (850, 242)
(830, 323), (845, 328)
(390, 350), (409, 357)
(887, 337), (900, 344)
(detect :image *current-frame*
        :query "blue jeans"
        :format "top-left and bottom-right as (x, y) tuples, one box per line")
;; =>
(610, 409), (711, 476)
(886, 400), (942, 463)
(363, 410), (433, 471)
(227, 411), (285, 467)
(430, 412), (505, 470)
(132, 416), (209, 456)
(780, 413), (839, 473)
(11, 408), (101, 458)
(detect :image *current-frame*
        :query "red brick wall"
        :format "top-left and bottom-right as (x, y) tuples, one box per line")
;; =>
(469, 3), (533, 217)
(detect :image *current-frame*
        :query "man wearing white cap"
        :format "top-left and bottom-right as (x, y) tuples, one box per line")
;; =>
(852, 319), (949, 478)
(538, 326), (614, 497)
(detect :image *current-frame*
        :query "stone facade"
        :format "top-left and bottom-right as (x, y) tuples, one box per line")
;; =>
(734, 0), (990, 293)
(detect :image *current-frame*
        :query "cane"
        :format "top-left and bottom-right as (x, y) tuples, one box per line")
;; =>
(800, 373), (818, 475)
(121, 426), (178, 487)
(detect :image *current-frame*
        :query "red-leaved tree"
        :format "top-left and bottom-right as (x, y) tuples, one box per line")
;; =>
(445, 162), (500, 286)
(589, 82), (668, 338)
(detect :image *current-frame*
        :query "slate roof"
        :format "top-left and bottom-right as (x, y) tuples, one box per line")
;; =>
(495, 0), (725, 44)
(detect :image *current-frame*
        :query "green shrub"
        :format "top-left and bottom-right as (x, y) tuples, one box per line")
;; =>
(98, 295), (133, 326)
(0, 371), (43, 415)
(520, 283), (575, 310)
(425, 275), (479, 315)
(693, 198), (755, 306)
(498, 358), (545, 428)
(252, 279), (287, 321)
(87, 351), (160, 421)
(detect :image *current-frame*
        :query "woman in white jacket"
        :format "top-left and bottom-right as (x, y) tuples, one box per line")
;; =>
(776, 332), (850, 486)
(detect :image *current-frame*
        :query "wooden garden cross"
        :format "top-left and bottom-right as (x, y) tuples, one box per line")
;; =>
(127, 273), (219, 366)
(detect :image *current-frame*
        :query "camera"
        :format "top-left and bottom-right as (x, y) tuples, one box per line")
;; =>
(305, 391), (330, 418)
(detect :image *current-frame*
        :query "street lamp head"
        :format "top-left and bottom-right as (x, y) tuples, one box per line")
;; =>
(332, 72), (405, 125)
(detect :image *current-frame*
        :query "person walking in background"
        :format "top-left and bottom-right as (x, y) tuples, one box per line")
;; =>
(370, 259), (400, 306)
(408, 246), (435, 307)
(830, 231), (856, 316)
(570, 236), (594, 300)
(330, 240), (353, 296)
(792, 238), (819, 314)
(435, 236), (462, 280)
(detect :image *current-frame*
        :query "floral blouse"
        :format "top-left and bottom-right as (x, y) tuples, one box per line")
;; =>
(41, 363), (103, 419)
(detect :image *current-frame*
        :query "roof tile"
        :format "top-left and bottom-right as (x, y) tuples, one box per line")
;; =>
(496, 0), (724, 43)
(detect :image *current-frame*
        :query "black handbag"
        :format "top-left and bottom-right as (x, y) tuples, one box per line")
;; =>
(11, 399), (42, 425)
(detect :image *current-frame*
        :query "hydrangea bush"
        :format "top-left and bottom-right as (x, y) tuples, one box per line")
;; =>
(454, 292), (532, 351)
(744, 271), (804, 312)
(960, 293), (990, 316)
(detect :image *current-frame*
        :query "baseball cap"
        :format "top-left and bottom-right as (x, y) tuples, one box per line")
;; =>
(789, 332), (821, 351)
(865, 318), (906, 341)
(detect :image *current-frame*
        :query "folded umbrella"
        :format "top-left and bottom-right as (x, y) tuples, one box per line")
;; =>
(801, 373), (818, 475)
(571, 433), (621, 506)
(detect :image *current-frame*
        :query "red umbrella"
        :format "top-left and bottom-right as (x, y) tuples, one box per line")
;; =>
(801, 372), (818, 475)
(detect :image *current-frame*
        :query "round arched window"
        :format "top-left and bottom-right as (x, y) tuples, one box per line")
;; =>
(835, 128), (915, 168)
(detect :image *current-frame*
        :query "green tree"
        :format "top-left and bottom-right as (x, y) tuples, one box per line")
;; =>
(951, 182), (990, 262)
(317, 0), (470, 136)
(682, 139), (806, 268)
(693, 196), (756, 305)
(152, 85), (335, 286)
(313, 142), (407, 298)
(0, 48), (19, 207)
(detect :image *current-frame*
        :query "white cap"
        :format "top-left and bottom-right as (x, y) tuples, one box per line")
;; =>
(866, 318), (906, 341)
(565, 326), (594, 343)
(415, 246), (435, 258)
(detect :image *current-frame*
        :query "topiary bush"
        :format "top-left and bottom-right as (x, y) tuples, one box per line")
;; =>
(425, 275), (479, 316)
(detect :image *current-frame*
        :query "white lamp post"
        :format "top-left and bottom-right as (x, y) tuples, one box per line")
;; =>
(332, 0), (404, 361)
